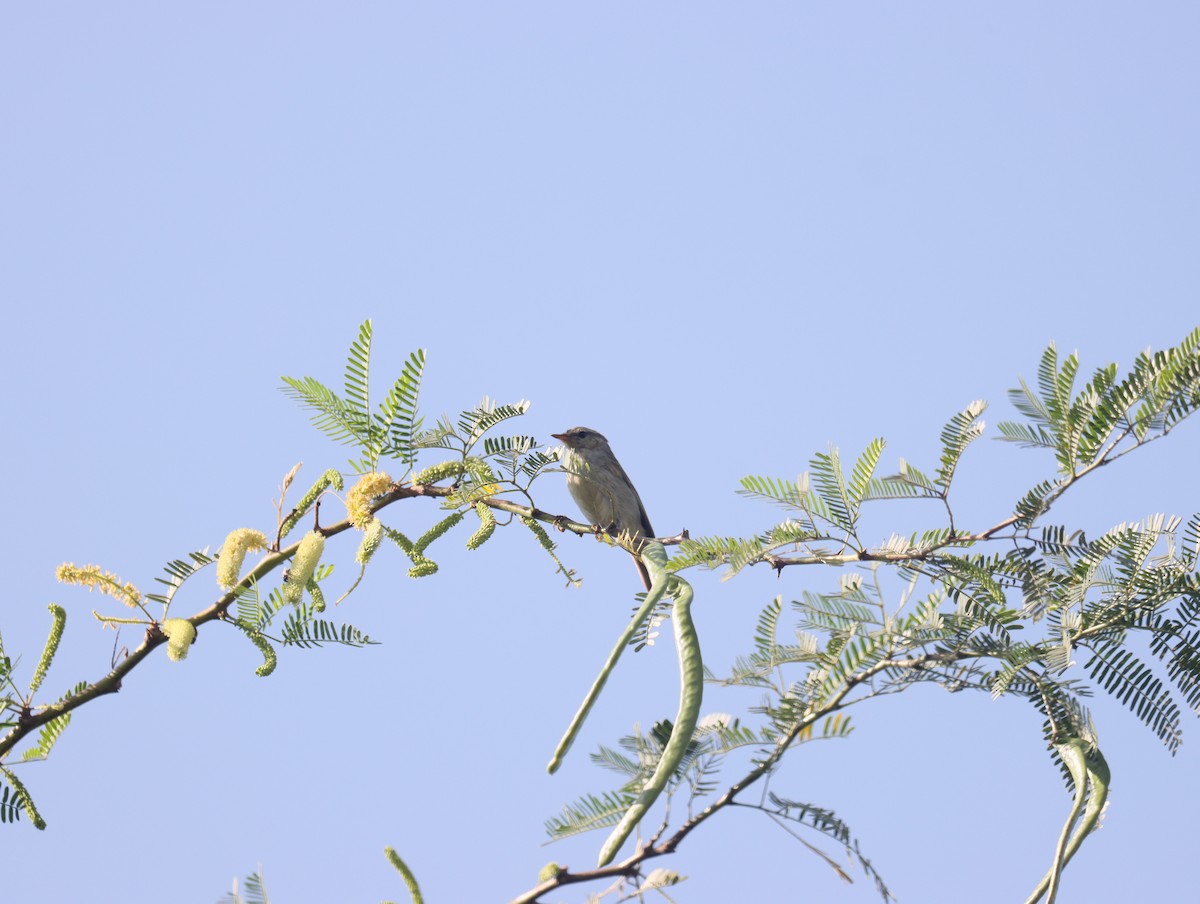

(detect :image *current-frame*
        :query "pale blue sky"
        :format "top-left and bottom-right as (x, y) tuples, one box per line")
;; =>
(2, 4), (1198, 902)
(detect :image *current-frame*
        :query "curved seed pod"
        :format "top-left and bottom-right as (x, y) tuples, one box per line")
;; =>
(1025, 740), (1110, 903)
(597, 572), (700, 867)
(547, 542), (677, 775)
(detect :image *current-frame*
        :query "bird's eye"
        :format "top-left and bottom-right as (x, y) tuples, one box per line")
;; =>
(576, 430), (589, 438)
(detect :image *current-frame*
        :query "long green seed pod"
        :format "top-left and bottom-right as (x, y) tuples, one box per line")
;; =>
(547, 542), (675, 775)
(597, 566), (700, 867)
(29, 604), (66, 696)
(1024, 741), (1110, 904)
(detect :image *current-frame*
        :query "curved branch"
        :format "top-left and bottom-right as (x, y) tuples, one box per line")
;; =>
(1, 482), (652, 762)
(510, 645), (991, 902)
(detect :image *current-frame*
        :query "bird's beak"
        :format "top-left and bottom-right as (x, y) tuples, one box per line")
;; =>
(551, 433), (570, 445)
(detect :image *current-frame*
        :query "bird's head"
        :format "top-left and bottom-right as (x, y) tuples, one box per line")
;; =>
(551, 426), (610, 452)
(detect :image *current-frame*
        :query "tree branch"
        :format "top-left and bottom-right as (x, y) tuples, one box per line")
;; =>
(1, 481), (662, 762)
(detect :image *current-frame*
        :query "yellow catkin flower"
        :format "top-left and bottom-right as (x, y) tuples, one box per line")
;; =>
(407, 558), (438, 578)
(217, 528), (270, 589)
(56, 563), (142, 608)
(279, 469), (345, 539)
(538, 862), (563, 883)
(346, 472), (395, 528)
(356, 517), (385, 565)
(383, 524), (414, 554)
(29, 604), (66, 696)
(308, 580), (327, 613)
(414, 511), (465, 552)
(284, 531), (325, 603)
(383, 847), (423, 903)
(412, 460), (466, 486)
(521, 516), (555, 551)
(2, 769), (46, 830)
(161, 618), (197, 662)
(467, 502), (496, 550)
(248, 631), (277, 677)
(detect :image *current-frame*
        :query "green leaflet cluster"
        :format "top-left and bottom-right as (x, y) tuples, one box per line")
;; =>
(6, 321), (1198, 904)
(281, 320), (425, 475)
(551, 328), (1200, 903)
(0, 620), (81, 830)
(1, 320), (589, 833)
(282, 320), (576, 583)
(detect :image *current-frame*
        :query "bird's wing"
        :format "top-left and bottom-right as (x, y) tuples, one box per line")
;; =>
(609, 456), (655, 539)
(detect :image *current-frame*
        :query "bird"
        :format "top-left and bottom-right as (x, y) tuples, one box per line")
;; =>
(552, 426), (656, 591)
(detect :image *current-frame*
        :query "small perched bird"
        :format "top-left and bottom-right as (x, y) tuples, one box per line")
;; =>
(552, 426), (656, 591)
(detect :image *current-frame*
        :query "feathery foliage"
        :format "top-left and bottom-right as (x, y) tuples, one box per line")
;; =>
(6, 323), (1200, 904)
(282, 319), (427, 473)
(553, 329), (1200, 903)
